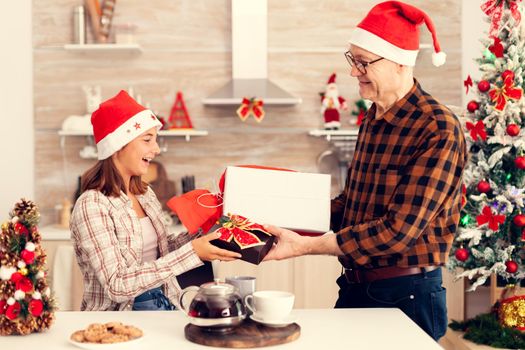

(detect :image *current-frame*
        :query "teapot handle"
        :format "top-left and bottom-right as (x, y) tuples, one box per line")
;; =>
(178, 286), (200, 313)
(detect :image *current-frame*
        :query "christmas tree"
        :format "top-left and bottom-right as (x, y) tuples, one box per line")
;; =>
(0, 199), (55, 335)
(448, 1), (525, 291)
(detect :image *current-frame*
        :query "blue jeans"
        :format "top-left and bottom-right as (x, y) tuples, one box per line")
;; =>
(132, 287), (176, 311)
(335, 267), (447, 341)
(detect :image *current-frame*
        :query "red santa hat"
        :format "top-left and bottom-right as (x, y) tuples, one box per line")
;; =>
(327, 73), (336, 85)
(348, 1), (446, 67)
(91, 90), (162, 160)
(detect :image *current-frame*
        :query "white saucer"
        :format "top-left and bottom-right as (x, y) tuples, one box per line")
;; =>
(249, 313), (296, 327)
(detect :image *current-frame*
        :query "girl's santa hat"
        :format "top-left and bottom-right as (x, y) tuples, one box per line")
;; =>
(91, 90), (162, 160)
(349, 1), (446, 67)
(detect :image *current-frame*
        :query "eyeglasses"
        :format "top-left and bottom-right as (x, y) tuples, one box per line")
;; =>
(344, 51), (385, 74)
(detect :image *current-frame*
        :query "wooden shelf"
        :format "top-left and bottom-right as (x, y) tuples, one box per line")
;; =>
(59, 128), (208, 141)
(63, 43), (142, 53)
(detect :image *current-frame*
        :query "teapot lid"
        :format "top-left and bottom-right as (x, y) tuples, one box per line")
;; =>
(200, 279), (237, 296)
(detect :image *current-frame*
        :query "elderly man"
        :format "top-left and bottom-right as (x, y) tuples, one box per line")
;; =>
(264, 1), (467, 341)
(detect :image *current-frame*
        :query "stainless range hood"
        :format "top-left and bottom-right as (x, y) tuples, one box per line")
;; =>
(202, 0), (302, 106)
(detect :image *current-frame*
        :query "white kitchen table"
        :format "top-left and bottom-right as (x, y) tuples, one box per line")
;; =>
(2, 308), (443, 350)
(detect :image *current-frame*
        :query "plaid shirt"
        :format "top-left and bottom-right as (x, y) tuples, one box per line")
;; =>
(70, 187), (202, 311)
(332, 80), (467, 269)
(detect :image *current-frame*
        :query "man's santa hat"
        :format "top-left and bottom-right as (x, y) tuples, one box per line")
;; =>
(349, 1), (446, 67)
(91, 90), (161, 160)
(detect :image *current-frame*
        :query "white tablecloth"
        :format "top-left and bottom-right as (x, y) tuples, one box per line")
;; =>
(2, 308), (443, 349)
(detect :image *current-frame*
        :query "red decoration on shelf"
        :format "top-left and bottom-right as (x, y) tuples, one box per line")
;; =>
(477, 205), (506, 231)
(467, 100), (479, 113)
(477, 180), (491, 193)
(466, 120), (487, 141)
(506, 260), (519, 274)
(507, 124), (520, 136)
(478, 80), (491, 93)
(514, 214), (525, 227)
(168, 91), (193, 129)
(236, 97), (265, 123)
(464, 75), (473, 94)
(455, 248), (469, 262)
(489, 72), (523, 111)
(515, 156), (525, 170)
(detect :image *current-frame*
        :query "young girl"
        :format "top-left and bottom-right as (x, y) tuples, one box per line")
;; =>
(70, 90), (240, 311)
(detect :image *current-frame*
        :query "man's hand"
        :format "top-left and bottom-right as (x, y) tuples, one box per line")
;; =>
(263, 225), (344, 261)
(191, 232), (242, 261)
(263, 225), (308, 261)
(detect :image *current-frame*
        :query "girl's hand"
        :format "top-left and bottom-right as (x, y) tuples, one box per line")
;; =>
(191, 231), (242, 261)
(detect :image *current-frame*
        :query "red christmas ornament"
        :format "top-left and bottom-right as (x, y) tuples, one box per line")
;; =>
(28, 299), (44, 317)
(0, 300), (6, 315)
(5, 301), (21, 320)
(506, 260), (519, 273)
(507, 124), (520, 137)
(455, 248), (469, 262)
(515, 156), (525, 170)
(502, 70), (515, 82)
(467, 100), (479, 113)
(10, 272), (23, 283)
(15, 276), (33, 293)
(477, 180), (491, 193)
(14, 222), (28, 235)
(478, 80), (490, 92)
(514, 214), (525, 227)
(20, 249), (35, 264)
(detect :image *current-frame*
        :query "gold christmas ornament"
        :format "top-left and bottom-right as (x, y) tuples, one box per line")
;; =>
(499, 295), (525, 330)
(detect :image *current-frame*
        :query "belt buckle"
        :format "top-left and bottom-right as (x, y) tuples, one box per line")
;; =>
(344, 268), (362, 284)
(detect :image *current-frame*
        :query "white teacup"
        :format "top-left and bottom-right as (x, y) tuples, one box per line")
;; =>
(244, 291), (294, 321)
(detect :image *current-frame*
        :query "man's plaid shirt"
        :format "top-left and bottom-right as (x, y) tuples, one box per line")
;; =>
(71, 187), (202, 311)
(332, 80), (467, 269)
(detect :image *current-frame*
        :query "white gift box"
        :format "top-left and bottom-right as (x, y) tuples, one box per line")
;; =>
(223, 166), (331, 233)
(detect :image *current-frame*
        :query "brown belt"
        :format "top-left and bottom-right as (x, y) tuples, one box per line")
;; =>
(343, 265), (439, 284)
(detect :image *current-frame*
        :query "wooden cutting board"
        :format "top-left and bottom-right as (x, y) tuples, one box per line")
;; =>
(184, 319), (300, 348)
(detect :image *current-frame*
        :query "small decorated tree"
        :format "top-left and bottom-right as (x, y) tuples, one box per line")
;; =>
(0, 199), (55, 335)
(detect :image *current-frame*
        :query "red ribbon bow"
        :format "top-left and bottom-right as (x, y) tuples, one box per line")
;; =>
(481, 0), (522, 38)
(464, 75), (473, 94)
(489, 74), (523, 111)
(236, 98), (265, 122)
(466, 120), (487, 141)
(476, 205), (506, 231)
(214, 214), (271, 249)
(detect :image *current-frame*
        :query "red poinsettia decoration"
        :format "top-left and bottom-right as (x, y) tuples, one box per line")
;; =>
(489, 73), (523, 111)
(5, 301), (21, 320)
(14, 222), (29, 236)
(213, 214), (271, 249)
(476, 205), (506, 231)
(20, 249), (35, 265)
(28, 299), (44, 317)
(466, 120), (487, 141)
(16, 277), (33, 293)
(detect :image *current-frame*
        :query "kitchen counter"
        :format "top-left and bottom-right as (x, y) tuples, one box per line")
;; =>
(3, 308), (442, 349)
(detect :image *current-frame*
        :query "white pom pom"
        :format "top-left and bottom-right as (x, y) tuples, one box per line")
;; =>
(0, 266), (16, 281)
(36, 271), (45, 279)
(432, 51), (447, 67)
(32, 291), (42, 300)
(7, 297), (15, 305)
(25, 242), (36, 252)
(11, 216), (19, 224)
(14, 290), (25, 300)
(17, 261), (26, 269)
